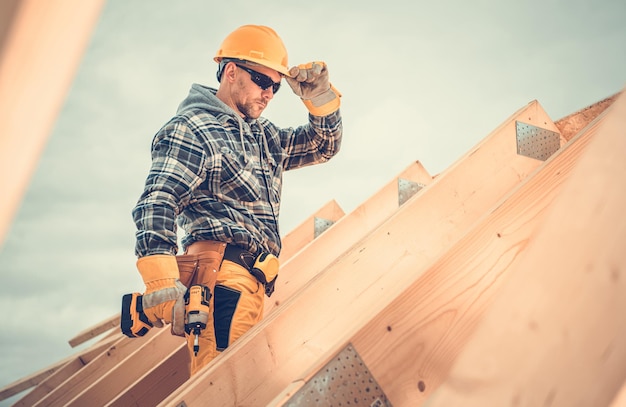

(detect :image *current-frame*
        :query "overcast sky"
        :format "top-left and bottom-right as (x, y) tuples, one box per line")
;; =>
(1, 0), (624, 403)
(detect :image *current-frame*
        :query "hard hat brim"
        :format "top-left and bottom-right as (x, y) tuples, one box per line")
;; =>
(215, 56), (292, 77)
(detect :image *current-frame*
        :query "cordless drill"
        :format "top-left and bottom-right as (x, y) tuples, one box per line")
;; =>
(184, 285), (211, 356)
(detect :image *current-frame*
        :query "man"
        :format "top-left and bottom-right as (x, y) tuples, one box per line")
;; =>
(121, 25), (342, 374)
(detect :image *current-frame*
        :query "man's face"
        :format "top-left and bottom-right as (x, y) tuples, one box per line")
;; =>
(232, 63), (282, 120)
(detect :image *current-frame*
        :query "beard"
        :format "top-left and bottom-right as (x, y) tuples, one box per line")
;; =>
(236, 98), (266, 120)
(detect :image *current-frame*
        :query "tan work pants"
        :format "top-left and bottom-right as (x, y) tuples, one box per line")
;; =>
(177, 241), (265, 375)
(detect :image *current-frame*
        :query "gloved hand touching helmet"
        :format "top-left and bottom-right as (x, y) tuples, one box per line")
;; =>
(285, 61), (341, 116)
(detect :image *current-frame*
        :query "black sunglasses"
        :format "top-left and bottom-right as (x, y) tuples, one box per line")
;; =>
(235, 64), (281, 94)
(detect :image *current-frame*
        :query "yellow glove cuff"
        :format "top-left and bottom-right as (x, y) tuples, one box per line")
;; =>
(136, 254), (180, 286)
(302, 84), (342, 117)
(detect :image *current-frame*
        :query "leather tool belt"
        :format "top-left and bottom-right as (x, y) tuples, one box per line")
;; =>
(185, 241), (279, 297)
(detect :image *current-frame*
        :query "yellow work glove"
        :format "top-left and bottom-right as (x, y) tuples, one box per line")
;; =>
(136, 254), (187, 336)
(285, 61), (341, 117)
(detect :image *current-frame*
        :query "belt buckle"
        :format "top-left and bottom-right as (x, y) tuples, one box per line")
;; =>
(225, 244), (255, 270)
(237, 250), (256, 270)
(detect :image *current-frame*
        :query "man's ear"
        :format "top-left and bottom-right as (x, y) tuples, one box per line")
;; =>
(222, 62), (238, 84)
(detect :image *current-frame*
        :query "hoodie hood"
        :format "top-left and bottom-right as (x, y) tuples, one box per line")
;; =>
(176, 83), (234, 116)
(175, 83), (274, 167)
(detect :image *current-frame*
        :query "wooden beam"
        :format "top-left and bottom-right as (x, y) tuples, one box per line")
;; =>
(0, 0), (104, 246)
(611, 381), (626, 407)
(65, 201), (344, 352)
(107, 161), (431, 406)
(278, 200), (344, 262)
(19, 330), (156, 406)
(68, 314), (120, 348)
(2, 333), (119, 404)
(0, 361), (71, 403)
(159, 100), (557, 406)
(31, 328), (183, 407)
(107, 344), (188, 407)
(0, 1), (20, 51)
(427, 90), (626, 407)
(27, 161), (427, 406)
(27, 201), (335, 405)
(326, 110), (604, 406)
(61, 334), (185, 407)
(555, 92), (620, 141)
(266, 160), (432, 315)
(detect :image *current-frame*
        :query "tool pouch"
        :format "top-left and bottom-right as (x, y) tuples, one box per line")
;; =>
(249, 253), (279, 297)
(171, 242), (226, 337)
(177, 243), (226, 288)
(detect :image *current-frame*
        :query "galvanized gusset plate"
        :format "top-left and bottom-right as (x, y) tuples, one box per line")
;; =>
(398, 178), (426, 206)
(516, 121), (561, 161)
(314, 217), (335, 238)
(283, 344), (392, 407)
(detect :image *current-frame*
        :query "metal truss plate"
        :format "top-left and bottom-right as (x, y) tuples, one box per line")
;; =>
(516, 121), (560, 161)
(398, 178), (425, 206)
(314, 217), (335, 238)
(283, 344), (392, 407)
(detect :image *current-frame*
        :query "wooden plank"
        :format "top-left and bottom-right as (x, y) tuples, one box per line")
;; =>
(68, 314), (120, 348)
(278, 199), (344, 261)
(0, 360), (73, 403)
(427, 90), (626, 406)
(109, 161), (431, 406)
(0, 0), (104, 246)
(611, 381), (626, 407)
(266, 160), (432, 316)
(38, 200), (334, 405)
(334, 111), (604, 406)
(63, 334), (186, 407)
(67, 200), (342, 352)
(107, 345), (188, 407)
(555, 92), (619, 141)
(10, 194), (324, 404)
(159, 100), (557, 406)
(0, 1), (21, 47)
(28, 327), (166, 407)
(10, 359), (84, 407)
(2, 334), (119, 404)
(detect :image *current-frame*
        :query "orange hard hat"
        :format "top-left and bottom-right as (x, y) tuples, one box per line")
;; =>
(214, 25), (290, 76)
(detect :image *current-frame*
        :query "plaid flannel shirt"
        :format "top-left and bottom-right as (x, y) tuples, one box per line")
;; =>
(132, 84), (342, 258)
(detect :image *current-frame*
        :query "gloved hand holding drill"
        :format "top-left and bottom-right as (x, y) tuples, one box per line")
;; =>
(285, 61), (341, 116)
(121, 255), (187, 338)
